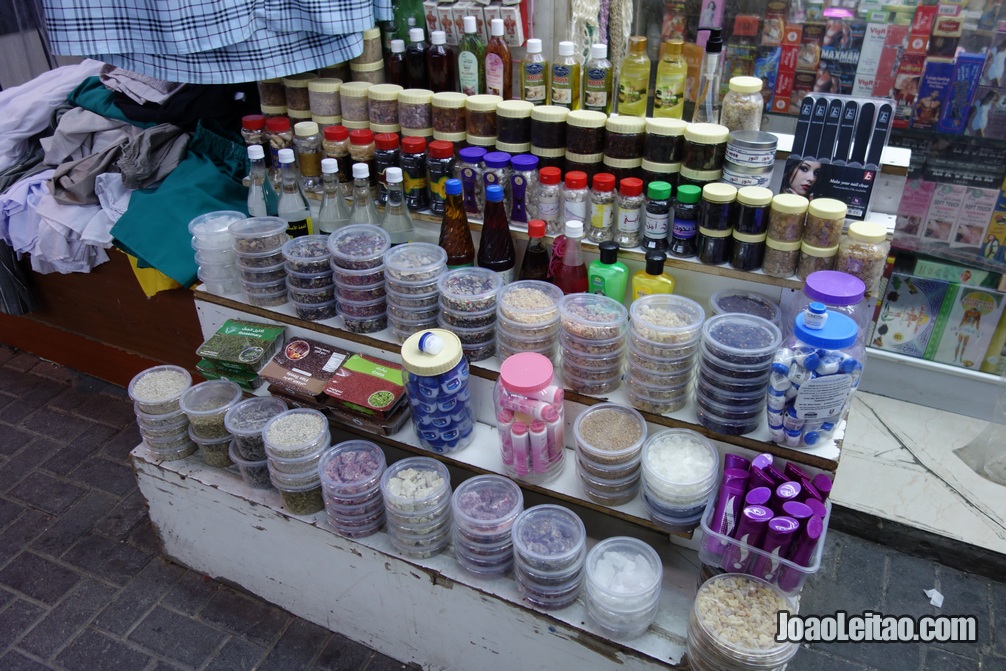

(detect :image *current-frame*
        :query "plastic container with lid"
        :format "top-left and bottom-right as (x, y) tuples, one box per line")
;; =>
(699, 183), (737, 232)
(603, 115), (646, 160)
(273, 478), (325, 515)
(495, 100), (533, 145)
(381, 455), (452, 517)
(530, 105), (569, 149)
(224, 396), (288, 461)
(564, 151), (604, 180)
(787, 270), (870, 345)
(683, 123), (729, 172)
(438, 266), (503, 313)
(496, 280), (561, 323)
(307, 78), (342, 118)
(702, 313), (782, 366)
(559, 293), (629, 342)
(733, 185), (772, 234)
(804, 198), (847, 248)
(367, 83), (403, 131)
(494, 353), (565, 484)
(601, 156), (642, 184)
(641, 429), (718, 530)
(317, 441), (387, 525)
(229, 216), (288, 254)
(585, 537), (662, 638)
(189, 211), (245, 249)
(644, 118), (686, 164)
(129, 365), (193, 415)
(481, 151), (512, 215)
(282, 72), (319, 112)
(280, 234), (331, 274)
(431, 92), (468, 134)
(709, 289), (781, 326)
(531, 145), (565, 171)
(512, 505), (586, 595)
(719, 76), (764, 132)
(565, 110), (607, 155)
(257, 78), (286, 107)
(349, 59), (386, 84)
(262, 408), (330, 462)
(730, 230), (767, 271)
(766, 193), (809, 242)
(398, 88), (434, 133)
(466, 94), (503, 138)
(339, 82), (372, 122)
(452, 474), (523, 536)
(614, 176), (645, 249)
(327, 224), (391, 270)
(762, 237), (801, 278)
(796, 241), (838, 280)
(458, 146), (487, 218)
(228, 441), (272, 489)
(179, 380), (244, 440)
(401, 330), (476, 454)
(726, 129), (777, 167)
(836, 220), (889, 297)
(677, 166), (722, 191)
(573, 402), (646, 468)
(383, 242), (446, 283)
(189, 427), (234, 468)
(586, 172), (617, 243)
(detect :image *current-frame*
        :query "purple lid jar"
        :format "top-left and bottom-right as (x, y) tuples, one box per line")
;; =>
(510, 154), (539, 171)
(484, 151), (513, 169)
(804, 270), (866, 306)
(459, 146), (488, 164)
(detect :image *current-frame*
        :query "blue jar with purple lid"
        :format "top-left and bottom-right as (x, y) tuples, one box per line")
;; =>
(509, 154), (539, 229)
(401, 329), (475, 454)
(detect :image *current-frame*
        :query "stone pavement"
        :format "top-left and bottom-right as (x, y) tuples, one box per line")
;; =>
(0, 344), (1002, 671)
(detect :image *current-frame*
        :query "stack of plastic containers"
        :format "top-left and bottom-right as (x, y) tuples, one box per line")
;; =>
(641, 429), (719, 532)
(283, 235), (337, 321)
(558, 294), (627, 395)
(512, 505), (587, 610)
(381, 457), (453, 558)
(224, 397), (287, 489)
(573, 403), (647, 506)
(128, 365), (195, 461)
(584, 537), (663, 639)
(318, 440), (387, 538)
(696, 314), (781, 435)
(437, 267), (503, 362)
(451, 475), (523, 576)
(179, 380), (243, 468)
(262, 408), (330, 515)
(708, 288), (781, 327)
(626, 296), (705, 414)
(384, 243), (447, 343)
(687, 574), (798, 671)
(495, 281), (563, 360)
(327, 225), (390, 333)
(190, 211), (244, 296)
(230, 217), (290, 307)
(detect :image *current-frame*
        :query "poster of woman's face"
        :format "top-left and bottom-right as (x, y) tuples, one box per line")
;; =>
(783, 160), (822, 198)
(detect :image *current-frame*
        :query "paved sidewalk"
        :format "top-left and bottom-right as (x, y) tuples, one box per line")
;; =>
(0, 345), (1002, 670)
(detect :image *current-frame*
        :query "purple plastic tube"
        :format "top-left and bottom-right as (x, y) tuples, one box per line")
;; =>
(748, 467), (776, 492)
(750, 516), (801, 582)
(751, 453), (773, 470)
(784, 462), (811, 482)
(702, 480), (748, 556)
(722, 505), (774, 572)
(724, 454), (751, 472)
(782, 500), (813, 522)
(745, 486), (773, 506)
(805, 498), (828, 519)
(763, 463), (788, 487)
(778, 516), (825, 592)
(722, 468), (751, 488)
(772, 481), (802, 515)
(813, 473), (833, 501)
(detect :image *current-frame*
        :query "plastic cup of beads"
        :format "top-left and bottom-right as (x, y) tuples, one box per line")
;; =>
(129, 365), (193, 415)
(179, 380), (243, 440)
(511, 505), (587, 609)
(573, 403), (647, 467)
(229, 217), (289, 254)
(228, 440), (272, 489)
(383, 242), (447, 283)
(189, 210), (245, 249)
(701, 314), (781, 367)
(585, 536), (663, 639)
(641, 429), (719, 532)
(327, 224), (391, 270)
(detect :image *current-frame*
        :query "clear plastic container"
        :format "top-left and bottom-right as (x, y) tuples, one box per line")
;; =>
(380, 456), (451, 517)
(237, 261), (285, 284)
(129, 365), (193, 415)
(701, 314), (781, 366)
(496, 311), (559, 342)
(496, 280), (562, 324)
(558, 294), (628, 341)
(228, 441), (272, 489)
(198, 263), (238, 281)
(331, 262), (385, 287)
(437, 267), (503, 312)
(699, 345), (775, 381)
(709, 289), (781, 326)
(512, 505), (586, 608)
(560, 367), (622, 395)
(327, 224), (391, 270)
(697, 361), (770, 394)
(625, 346), (695, 377)
(628, 328), (700, 360)
(262, 408), (330, 460)
(383, 242), (447, 283)
(134, 403), (187, 429)
(439, 302), (496, 329)
(179, 380), (243, 440)
(451, 475), (523, 538)
(625, 386), (688, 415)
(629, 295), (705, 345)
(189, 211), (245, 248)
(333, 281), (383, 302)
(281, 235), (332, 274)
(290, 282), (337, 303)
(273, 479), (325, 515)
(138, 421), (189, 444)
(559, 330), (625, 357)
(145, 440), (197, 461)
(292, 299), (337, 321)
(576, 465), (640, 506)
(224, 397), (288, 461)
(229, 217), (289, 254)
(188, 427), (233, 468)
(436, 317), (495, 345)
(193, 247), (236, 266)
(695, 402), (763, 436)
(337, 295), (387, 319)
(494, 353), (565, 484)
(285, 266), (334, 290)
(641, 429), (717, 532)
(234, 246), (286, 268)
(584, 537), (662, 638)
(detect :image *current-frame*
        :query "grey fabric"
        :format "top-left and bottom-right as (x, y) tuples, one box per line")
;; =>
(50, 140), (129, 205)
(40, 107), (137, 168)
(117, 123), (190, 189)
(98, 64), (185, 105)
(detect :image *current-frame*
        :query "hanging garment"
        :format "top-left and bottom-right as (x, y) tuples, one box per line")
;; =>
(99, 64), (185, 105)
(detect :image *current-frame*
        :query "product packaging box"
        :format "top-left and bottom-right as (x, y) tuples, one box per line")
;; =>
(981, 210), (1006, 264)
(755, 47), (781, 110)
(929, 285), (1006, 368)
(928, 15), (964, 58)
(937, 53), (989, 134)
(261, 337), (350, 402)
(423, 2), (442, 34)
(196, 319), (285, 376)
(965, 86), (1006, 139)
(911, 59), (954, 129)
(196, 359), (264, 391)
(913, 257), (1002, 287)
(895, 178), (937, 239)
(437, 3), (458, 44)
(951, 186), (999, 248)
(324, 353), (407, 419)
(923, 182), (969, 243)
(481, 4), (524, 47)
(327, 402), (412, 437)
(980, 310), (1006, 375)
(797, 22), (826, 71)
(872, 273), (952, 357)
(892, 52), (926, 128)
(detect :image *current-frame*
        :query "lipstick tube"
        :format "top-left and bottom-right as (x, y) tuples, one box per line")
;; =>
(751, 453), (774, 470)
(805, 498), (827, 519)
(497, 410), (514, 466)
(748, 467), (776, 492)
(772, 481), (802, 515)
(529, 420), (549, 474)
(813, 473), (833, 501)
(702, 480), (747, 556)
(497, 388), (561, 422)
(511, 422), (529, 476)
(722, 505), (774, 572)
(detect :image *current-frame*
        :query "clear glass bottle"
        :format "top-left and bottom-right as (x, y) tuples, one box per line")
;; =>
(427, 30), (456, 94)
(322, 125), (352, 197)
(654, 39), (686, 119)
(614, 177), (645, 249)
(293, 121), (323, 194)
(381, 167), (416, 245)
(317, 158), (351, 232)
(374, 132), (401, 206)
(349, 163), (381, 226)
(265, 116), (293, 188)
(551, 41), (580, 110)
(521, 38), (549, 105)
(458, 15), (486, 96)
(477, 184), (516, 283)
(440, 178), (476, 268)
(720, 76), (765, 132)
(692, 28), (724, 124)
(246, 145), (278, 217)
(562, 171), (589, 224)
(401, 136), (431, 212)
(349, 129), (378, 194)
(618, 36), (651, 117)
(509, 154), (538, 229)
(406, 28), (430, 90)
(586, 172), (616, 243)
(642, 181), (672, 252)
(388, 39), (408, 87)
(553, 220), (588, 294)
(519, 219), (551, 281)
(486, 19), (512, 100)
(457, 146), (487, 218)
(582, 43), (613, 114)
(426, 140), (456, 216)
(276, 148), (314, 237)
(535, 166), (563, 235)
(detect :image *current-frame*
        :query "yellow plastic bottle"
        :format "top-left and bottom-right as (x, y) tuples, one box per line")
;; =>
(617, 36), (651, 117)
(631, 250), (676, 299)
(654, 39), (687, 119)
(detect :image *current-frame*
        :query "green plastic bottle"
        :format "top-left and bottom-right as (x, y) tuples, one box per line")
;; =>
(588, 241), (630, 302)
(582, 43), (613, 114)
(618, 35), (651, 117)
(458, 15), (485, 95)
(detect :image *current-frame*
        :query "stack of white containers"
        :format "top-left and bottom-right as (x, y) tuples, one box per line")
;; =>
(318, 440), (387, 538)
(189, 211), (244, 296)
(495, 281), (563, 360)
(328, 224), (390, 333)
(179, 380), (243, 468)
(380, 457), (453, 558)
(230, 217), (290, 307)
(283, 235), (337, 321)
(584, 537), (663, 639)
(384, 243), (446, 343)
(262, 409), (330, 515)
(128, 365), (195, 461)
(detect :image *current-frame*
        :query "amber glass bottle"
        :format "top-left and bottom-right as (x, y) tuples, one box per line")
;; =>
(485, 19), (512, 100)
(439, 178), (476, 268)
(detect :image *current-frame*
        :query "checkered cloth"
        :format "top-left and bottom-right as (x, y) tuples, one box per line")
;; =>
(42, 0), (393, 84)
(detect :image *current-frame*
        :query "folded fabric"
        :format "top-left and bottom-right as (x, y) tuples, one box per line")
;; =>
(0, 59), (105, 173)
(111, 120), (248, 286)
(41, 107), (138, 167)
(124, 251), (183, 298)
(117, 123), (189, 189)
(99, 64), (184, 105)
(33, 193), (109, 274)
(50, 141), (129, 205)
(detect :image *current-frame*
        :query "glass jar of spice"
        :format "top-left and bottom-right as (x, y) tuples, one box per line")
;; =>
(603, 115), (646, 160)
(730, 230), (766, 271)
(614, 177), (645, 249)
(766, 194), (809, 243)
(458, 146), (487, 218)
(258, 78), (286, 107)
(427, 140), (456, 216)
(401, 136), (431, 212)
(308, 78), (342, 118)
(640, 160), (681, 191)
(835, 220), (889, 296)
(683, 123), (729, 172)
(265, 116), (294, 185)
(349, 129), (378, 191)
(565, 110), (607, 155)
(496, 100), (534, 145)
(719, 76), (764, 132)
(601, 156), (642, 184)
(322, 125), (352, 195)
(432, 92), (468, 134)
(399, 88), (434, 134)
(368, 83), (403, 132)
(241, 114), (267, 160)
(762, 237), (802, 278)
(644, 118), (686, 163)
(697, 227), (732, 265)
(587, 173), (616, 243)
(509, 154), (538, 229)
(283, 73), (318, 112)
(530, 105), (568, 149)
(562, 171), (589, 224)
(482, 151), (512, 216)
(349, 60), (386, 84)
(374, 132), (401, 205)
(699, 183), (737, 232)
(536, 167), (563, 235)
(531, 146), (565, 172)
(293, 121), (323, 194)
(804, 198), (847, 249)
(312, 115), (342, 132)
(564, 152), (604, 181)
(467, 94), (503, 139)
(340, 82), (372, 124)
(260, 104), (287, 120)
(797, 242), (838, 280)
(669, 184), (702, 258)
(733, 185), (772, 234)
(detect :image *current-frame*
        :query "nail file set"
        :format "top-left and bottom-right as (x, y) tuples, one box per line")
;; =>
(781, 94), (894, 220)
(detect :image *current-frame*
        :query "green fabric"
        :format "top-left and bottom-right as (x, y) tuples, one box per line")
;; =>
(67, 77), (157, 129)
(111, 120), (249, 286)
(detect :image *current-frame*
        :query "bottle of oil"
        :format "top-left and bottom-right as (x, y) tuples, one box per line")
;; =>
(582, 43), (613, 114)
(550, 41), (581, 110)
(617, 36), (651, 117)
(520, 38), (549, 105)
(654, 39), (686, 119)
